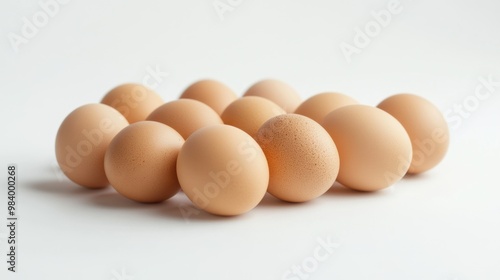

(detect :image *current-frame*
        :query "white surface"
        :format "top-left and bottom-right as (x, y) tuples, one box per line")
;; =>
(1, 0), (500, 279)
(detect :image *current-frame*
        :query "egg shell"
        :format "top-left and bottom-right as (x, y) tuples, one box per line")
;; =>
(243, 79), (302, 113)
(295, 92), (358, 123)
(256, 114), (339, 202)
(322, 105), (412, 191)
(179, 79), (237, 115)
(104, 121), (184, 203)
(55, 103), (129, 188)
(147, 99), (223, 139)
(101, 83), (164, 123)
(377, 93), (449, 174)
(177, 125), (269, 216)
(221, 96), (286, 138)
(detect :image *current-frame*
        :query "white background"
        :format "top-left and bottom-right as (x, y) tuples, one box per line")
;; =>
(1, 0), (500, 279)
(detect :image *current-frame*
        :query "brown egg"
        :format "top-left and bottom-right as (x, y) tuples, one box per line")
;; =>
(104, 121), (184, 203)
(221, 96), (286, 138)
(295, 92), (358, 123)
(179, 79), (237, 115)
(377, 94), (449, 174)
(177, 125), (268, 216)
(243, 79), (302, 113)
(147, 99), (223, 139)
(322, 105), (412, 191)
(55, 103), (129, 188)
(256, 114), (339, 202)
(101, 83), (164, 123)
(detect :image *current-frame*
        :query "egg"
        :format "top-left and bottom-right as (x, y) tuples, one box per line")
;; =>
(221, 96), (286, 138)
(322, 105), (412, 191)
(256, 114), (339, 202)
(147, 99), (223, 139)
(104, 121), (184, 203)
(179, 79), (237, 115)
(101, 83), (164, 123)
(55, 103), (129, 188)
(243, 79), (302, 113)
(295, 92), (358, 123)
(377, 94), (449, 174)
(177, 125), (269, 216)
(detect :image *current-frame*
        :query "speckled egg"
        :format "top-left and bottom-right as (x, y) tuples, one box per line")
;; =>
(256, 114), (339, 202)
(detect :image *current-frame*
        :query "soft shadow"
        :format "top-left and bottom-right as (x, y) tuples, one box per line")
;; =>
(154, 193), (240, 222)
(326, 182), (386, 197)
(86, 190), (235, 221)
(29, 179), (107, 196)
(84, 190), (226, 222)
(87, 192), (163, 210)
(257, 193), (311, 208)
(403, 172), (430, 180)
(29, 179), (236, 222)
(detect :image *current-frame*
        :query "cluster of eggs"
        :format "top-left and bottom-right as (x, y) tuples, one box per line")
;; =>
(55, 79), (449, 216)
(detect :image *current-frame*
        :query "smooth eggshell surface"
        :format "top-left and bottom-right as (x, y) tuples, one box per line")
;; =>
(295, 92), (358, 123)
(104, 121), (184, 203)
(322, 105), (412, 191)
(177, 125), (269, 216)
(256, 114), (339, 202)
(221, 96), (286, 138)
(147, 99), (223, 139)
(179, 79), (237, 115)
(377, 93), (449, 174)
(101, 83), (164, 124)
(55, 103), (129, 188)
(243, 79), (302, 113)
